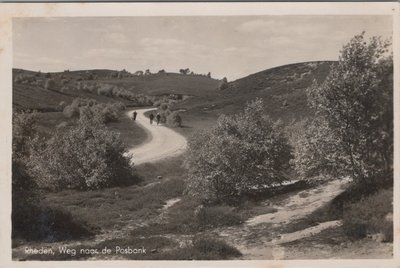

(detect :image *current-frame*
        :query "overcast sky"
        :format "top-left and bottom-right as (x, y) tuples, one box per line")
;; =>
(13, 16), (392, 80)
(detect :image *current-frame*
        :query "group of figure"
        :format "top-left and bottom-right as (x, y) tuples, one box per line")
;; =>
(131, 110), (161, 125)
(149, 113), (161, 125)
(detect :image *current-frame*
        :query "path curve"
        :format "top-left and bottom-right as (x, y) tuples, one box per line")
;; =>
(125, 108), (187, 165)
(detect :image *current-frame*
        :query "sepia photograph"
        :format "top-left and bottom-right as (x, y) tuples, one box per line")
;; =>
(0, 2), (398, 265)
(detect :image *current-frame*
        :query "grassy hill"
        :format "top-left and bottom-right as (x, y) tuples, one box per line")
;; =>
(174, 61), (335, 136)
(12, 69), (221, 112)
(13, 61), (334, 136)
(103, 73), (222, 96)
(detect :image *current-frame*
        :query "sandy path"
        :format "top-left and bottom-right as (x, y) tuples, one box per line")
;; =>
(217, 178), (352, 259)
(125, 108), (187, 165)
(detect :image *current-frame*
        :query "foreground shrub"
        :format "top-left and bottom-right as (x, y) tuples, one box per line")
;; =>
(190, 237), (242, 259)
(13, 204), (94, 242)
(30, 108), (136, 191)
(342, 188), (393, 241)
(184, 98), (292, 203)
(12, 159), (39, 241)
(298, 33), (393, 184)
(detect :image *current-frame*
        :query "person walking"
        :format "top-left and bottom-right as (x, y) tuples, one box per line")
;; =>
(149, 113), (154, 125)
(132, 111), (137, 121)
(156, 113), (161, 125)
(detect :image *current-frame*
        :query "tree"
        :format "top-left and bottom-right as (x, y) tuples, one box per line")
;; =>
(12, 112), (39, 239)
(134, 70), (143, 76)
(167, 111), (182, 127)
(158, 69), (166, 74)
(145, 69), (151, 75)
(219, 77), (228, 90)
(44, 79), (55, 90)
(179, 68), (190, 75)
(184, 99), (292, 203)
(295, 33), (393, 184)
(29, 107), (136, 191)
(207, 72), (211, 78)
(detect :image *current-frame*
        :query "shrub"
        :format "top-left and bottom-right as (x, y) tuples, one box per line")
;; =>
(185, 98), (292, 203)
(29, 108), (136, 191)
(12, 159), (39, 240)
(44, 79), (55, 90)
(195, 205), (242, 227)
(63, 104), (80, 118)
(342, 188), (393, 241)
(12, 111), (38, 160)
(166, 111), (182, 127)
(63, 98), (125, 123)
(302, 33), (393, 184)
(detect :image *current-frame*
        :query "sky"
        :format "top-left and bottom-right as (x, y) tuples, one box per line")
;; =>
(13, 15), (392, 80)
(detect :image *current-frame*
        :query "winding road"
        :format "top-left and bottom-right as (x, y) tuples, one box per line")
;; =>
(125, 108), (187, 165)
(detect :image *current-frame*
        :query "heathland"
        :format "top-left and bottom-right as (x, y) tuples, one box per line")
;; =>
(12, 33), (393, 260)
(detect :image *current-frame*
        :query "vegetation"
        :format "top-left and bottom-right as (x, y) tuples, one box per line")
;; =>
(343, 188), (393, 241)
(293, 33), (393, 185)
(12, 112), (94, 241)
(166, 111), (182, 127)
(29, 107), (137, 191)
(63, 98), (125, 123)
(185, 98), (292, 203)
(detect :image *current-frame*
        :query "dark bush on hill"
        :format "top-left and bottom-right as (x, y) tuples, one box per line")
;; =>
(44, 79), (56, 90)
(166, 111), (182, 127)
(184, 98), (292, 204)
(195, 205), (242, 227)
(63, 98), (125, 123)
(343, 188), (393, 241)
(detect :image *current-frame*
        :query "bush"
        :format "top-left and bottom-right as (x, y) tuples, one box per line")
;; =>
(13, 204), (94, 242)
(29, 108), (137, 191)
(342, 188), (393, 241)
(191, 237), (242, 259)
(44, 79), (55, 90)
(63, 98), (125, 123)
(302, 33), (393, 184)
(166, 111), (182, 127)
(195, 205), (242, 227)
(63, 104), (80, 118)
(12, 159), (39, 241)
(184, 98), (292, 203)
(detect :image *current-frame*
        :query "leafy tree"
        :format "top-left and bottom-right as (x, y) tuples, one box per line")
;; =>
(207, 72), (211, 78)
(29, 108), (136, 191)
(13, 111), (38, 160)
(180, 68), (190, 75)
(134, 70), (143, 76)
(145, 69), (151, 75)
(294, 33), (393, 184)
(12, 112), (39, 239)
(185, 99), (292, 203)
(219, 77), (228, 90)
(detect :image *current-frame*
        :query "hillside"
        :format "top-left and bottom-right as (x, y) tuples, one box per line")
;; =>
(13, 61), (334, 134)
(12, 69), (221, 112)
(174, 61), (335, 135)
(103, 73), (222, 96)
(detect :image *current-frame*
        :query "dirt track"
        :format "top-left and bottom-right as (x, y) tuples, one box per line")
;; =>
(125, 108), (187, 165)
